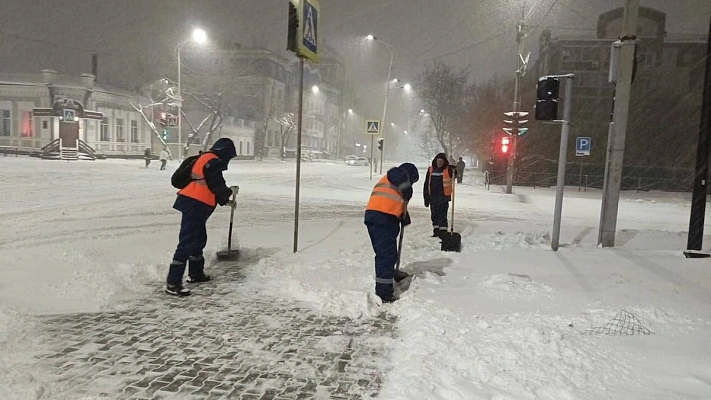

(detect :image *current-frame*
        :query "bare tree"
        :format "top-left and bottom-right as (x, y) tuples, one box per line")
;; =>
(275, 112), (297, 160)
(126, 97), (173, 158)
(416, 61), (469, 153)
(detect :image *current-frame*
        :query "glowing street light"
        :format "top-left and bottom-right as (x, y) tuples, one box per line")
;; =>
(312, 85), (319, 94)
(403, 83), (412, 92)
(366, 34), (375, 41)
(192, 28), (207, 45)
(176, 27), (208, 159)
(348, 108), (353, 114)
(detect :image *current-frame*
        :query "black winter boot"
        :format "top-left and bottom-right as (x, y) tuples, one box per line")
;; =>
(187, 257), (211, 283)
(165, 284), (191, 296)
(431, 228), (439, 237)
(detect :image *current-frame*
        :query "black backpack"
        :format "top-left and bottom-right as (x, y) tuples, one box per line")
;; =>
(171, 154), (201, 189)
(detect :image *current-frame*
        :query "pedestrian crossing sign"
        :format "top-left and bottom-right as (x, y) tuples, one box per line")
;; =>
(365, 119), (381, 135)
(297, 0), (320, 63)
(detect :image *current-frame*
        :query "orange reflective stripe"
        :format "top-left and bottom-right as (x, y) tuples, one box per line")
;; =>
(178, 153), (219, 206)
(366, 175), (405, 217)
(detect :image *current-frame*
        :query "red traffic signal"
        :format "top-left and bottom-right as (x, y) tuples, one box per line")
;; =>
(159, 112), (168, 128)
(501, 137), (510, 154)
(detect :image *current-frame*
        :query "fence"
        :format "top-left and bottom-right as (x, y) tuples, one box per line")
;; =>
(486, 170), (697, 193)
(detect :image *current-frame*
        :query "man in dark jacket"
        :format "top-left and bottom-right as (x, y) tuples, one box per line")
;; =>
(423, 153), (456, 238)
(364, 162), (419, 304)
(144, 148), (152, 168)
(166, 138), (238, 296)
(456, 157), (466, 184)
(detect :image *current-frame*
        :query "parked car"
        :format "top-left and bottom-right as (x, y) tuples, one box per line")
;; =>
(346, 157), (369, 166)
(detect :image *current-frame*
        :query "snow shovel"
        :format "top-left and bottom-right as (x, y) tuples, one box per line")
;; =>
(394, 222), (410, 282)
(441, 177), (462, 252)
(216, 188), (240, 261)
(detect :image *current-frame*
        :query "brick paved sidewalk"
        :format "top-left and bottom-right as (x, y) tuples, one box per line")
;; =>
(34, 252), (396, 400)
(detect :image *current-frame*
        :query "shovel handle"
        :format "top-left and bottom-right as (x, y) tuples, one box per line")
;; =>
(227, 191), (236, 251)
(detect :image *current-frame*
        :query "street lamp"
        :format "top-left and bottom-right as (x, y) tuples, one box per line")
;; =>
(312, 85), (319, 94)
(348, 108), (353, 114)
(403, 83), (412, 92)
(365, 34), (396, 175)
(176, 28), (208, 160)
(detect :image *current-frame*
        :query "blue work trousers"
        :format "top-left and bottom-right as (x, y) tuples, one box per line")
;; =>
(365, 221), (400, 300)
(430, 200), (450, 233)
(167, 205), (214, 285)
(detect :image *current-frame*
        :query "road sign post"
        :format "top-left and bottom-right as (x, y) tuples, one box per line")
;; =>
(365, 119), (380, 180)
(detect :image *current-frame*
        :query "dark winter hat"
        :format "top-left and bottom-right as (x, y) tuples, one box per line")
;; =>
(432, 152), (449, 168)
(210, 138), (237, 162)
(399, 162), (419, 183)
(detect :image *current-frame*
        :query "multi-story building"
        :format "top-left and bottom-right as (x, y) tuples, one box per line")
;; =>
(181, 43), (289, 159)
(0, 70), (153, 159)
(534, 6), (706, 171)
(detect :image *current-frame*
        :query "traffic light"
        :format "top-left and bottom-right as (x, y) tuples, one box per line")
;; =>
(504, 111), (529, 136)
(501, 137), (510, 155)
(286, 0), (299, 53)
(162, 129), (169, 141)
(159, 112), (167, 128)
(535, 77), (560, 121)
(377, 137), (384, 151)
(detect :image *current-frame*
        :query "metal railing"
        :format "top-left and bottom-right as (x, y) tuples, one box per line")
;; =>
(485, 170), (698, 193)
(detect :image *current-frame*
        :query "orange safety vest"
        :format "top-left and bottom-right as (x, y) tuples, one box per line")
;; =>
(366, 175), (406, 218)
(428, 166), (453, 196)
(178, 152), (219, 206)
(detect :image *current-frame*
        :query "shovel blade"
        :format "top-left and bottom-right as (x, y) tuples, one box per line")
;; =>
(216, 249), (240, 261)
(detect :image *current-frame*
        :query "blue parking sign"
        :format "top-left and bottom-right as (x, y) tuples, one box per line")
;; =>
(576, 137), (591, 156)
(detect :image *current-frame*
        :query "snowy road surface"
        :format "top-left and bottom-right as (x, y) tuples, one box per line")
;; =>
(1, 157), (711, 399)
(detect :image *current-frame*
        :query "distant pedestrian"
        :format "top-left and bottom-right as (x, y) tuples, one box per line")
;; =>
(144, 148), (152, 168)
(160, 148), (170, 170)
(456, 157), (465, 184)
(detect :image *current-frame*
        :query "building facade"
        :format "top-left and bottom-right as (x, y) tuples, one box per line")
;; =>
(0, 70), (153, 159)
(534, 6), (707, 170)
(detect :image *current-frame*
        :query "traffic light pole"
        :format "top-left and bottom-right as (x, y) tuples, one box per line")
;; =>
(293, 57), (305, 253)
(507, 21), (525, 194)
(551, 74), (575, 251)
(685, 13), (711, 256)
(598, 0), (639, 247)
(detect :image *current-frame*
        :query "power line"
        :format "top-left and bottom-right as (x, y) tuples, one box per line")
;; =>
(400, 29), (513, 66)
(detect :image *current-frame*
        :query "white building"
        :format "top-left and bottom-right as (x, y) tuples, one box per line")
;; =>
(217, 117), (256, 158)
(0, 70), (153, 159)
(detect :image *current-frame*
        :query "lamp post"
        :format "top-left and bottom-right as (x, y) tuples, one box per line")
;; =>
(176, 28), (207, 160)
(366, 35), (396, 174)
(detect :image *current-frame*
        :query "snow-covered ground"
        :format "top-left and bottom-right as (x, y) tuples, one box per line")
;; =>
(1, 156), (710, 399)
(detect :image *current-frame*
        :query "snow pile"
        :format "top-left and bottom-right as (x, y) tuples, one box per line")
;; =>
(479, 273), (554, 300)
(466, 231), (551, 251)
(0, 309), (48, 400)
(379, 302), (633, 400)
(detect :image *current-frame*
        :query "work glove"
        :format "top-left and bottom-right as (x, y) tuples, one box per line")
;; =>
(424, 198), (430, 208)
(230, 185), (240, 196)
(401, 212), (411, 227)
(226, 200), (237, 208)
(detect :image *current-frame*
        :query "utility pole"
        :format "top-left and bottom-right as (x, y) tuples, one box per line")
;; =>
(507, 15), (529, 194)
(598, 0), (639, 247)
(685, 13), (711, 256)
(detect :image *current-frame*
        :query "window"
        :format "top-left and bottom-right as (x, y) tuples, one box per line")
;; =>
(247, 141), (250, 154)
(100, 117), (110, 141)
(42, 120), (48, 129)
(21, 111), (32, 137)
(0, 109), (11, 136)
(116, 119), (125, 142)
(130, 120), (139, 143)
(239, 141), (243, 155)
